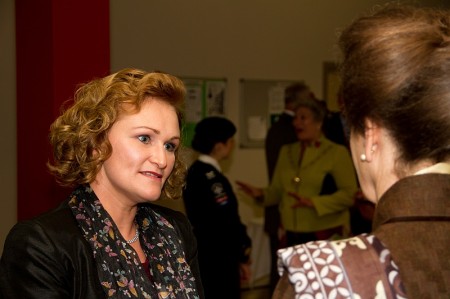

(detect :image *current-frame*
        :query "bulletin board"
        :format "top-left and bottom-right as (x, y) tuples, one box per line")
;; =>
(182, 77), (227, 147)
(239, 79), (301, 148)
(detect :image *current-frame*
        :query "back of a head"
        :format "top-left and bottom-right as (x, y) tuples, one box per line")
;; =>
(284, 82), (311, 108)
(339, 4), (450, 166)
(191, 117), (236, 154)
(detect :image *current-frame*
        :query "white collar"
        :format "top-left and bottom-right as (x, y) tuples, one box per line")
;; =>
(284, 109), (295, 117)
(198, 154), (221, 172)
(414, 162), (450, 175)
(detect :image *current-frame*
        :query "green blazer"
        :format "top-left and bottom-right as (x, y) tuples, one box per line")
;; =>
(264, 135), (358, 233)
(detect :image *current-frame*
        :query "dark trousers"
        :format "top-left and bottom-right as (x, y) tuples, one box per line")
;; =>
(286, 226), (343, 247)
(286, 231), (316, 246)
(268, 232), (280, 294)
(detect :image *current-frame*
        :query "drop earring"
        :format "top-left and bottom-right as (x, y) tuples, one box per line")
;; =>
(360, 154), (367, 162)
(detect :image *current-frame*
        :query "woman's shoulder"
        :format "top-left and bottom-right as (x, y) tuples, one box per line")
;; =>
(279, 142), (300, 153)
(0, 201), (104, 299)
(320, 137), (351, 161)
(186, 160), (225, 185)
(321, 136), (348, 151)
(2, 200), (89, 266)
(8, 201), (78, 236)
(188, 160), (217, 174)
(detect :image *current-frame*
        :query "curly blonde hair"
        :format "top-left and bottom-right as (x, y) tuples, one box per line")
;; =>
(47, 68), (187, 200)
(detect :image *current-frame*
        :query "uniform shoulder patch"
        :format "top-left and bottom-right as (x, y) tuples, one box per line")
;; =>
(205, 171), (216, 180)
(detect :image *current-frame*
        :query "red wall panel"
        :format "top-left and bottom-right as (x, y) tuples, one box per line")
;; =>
(16, 0), (110, 220)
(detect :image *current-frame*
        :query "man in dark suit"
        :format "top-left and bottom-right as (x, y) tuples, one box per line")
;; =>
(322, 93), (374, 235)
(264, 82), (312, 293)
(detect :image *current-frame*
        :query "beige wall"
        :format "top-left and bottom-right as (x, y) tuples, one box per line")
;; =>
(1, 0), (448, 254)
(109, 0), (450, 223)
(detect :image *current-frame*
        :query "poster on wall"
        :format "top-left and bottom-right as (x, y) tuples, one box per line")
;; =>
(182, 77), (227, 147)
(205, 80), (226, 116)
(267, 85), (286, 126)
(185, 81), (203, 123)
(239, 79), (300, 148)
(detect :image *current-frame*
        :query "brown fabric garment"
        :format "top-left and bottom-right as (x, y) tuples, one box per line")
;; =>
(272, 173), (450, 299)
(373, 173), (450, 298)
(274, 234), (406, 298)
(271, 273), (295, 299)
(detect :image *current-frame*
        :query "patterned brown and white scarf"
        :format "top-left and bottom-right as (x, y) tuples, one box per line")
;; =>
(277, 234), (407, 298)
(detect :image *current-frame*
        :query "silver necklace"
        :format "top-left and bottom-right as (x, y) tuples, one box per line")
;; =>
(126, 227), (139, 244)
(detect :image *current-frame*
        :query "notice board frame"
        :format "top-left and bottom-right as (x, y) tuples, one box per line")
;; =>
(182, 77), (227, 147)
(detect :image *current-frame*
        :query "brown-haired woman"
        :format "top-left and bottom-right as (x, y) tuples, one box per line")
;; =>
(273, 4), (450, 298)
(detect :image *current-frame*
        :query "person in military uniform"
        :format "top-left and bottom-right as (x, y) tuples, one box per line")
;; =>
(183, 117), (251, 299)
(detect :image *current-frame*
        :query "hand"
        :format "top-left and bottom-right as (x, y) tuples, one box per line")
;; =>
(240, 261), (252, 283)
(235, 181), (263, 199)
(287, 191), (314, 208)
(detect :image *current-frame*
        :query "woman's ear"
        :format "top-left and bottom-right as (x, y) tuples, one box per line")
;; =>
(210, 141), (224, 159)
(364, 118), (379, 162)
(212, 142), (223, 152)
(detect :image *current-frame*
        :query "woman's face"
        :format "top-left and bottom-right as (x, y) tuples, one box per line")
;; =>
(95, 98), (180, 203)
(293, 106), (322, 142)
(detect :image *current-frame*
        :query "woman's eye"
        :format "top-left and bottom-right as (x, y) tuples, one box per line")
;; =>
(164, 142), (177, 152)
(138, 135), (150, 144)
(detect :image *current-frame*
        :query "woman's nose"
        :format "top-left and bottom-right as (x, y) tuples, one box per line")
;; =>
(150, 145), (167, 168)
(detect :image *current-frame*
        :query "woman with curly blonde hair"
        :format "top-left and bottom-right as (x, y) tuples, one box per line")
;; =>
(0, 68), (204, 299)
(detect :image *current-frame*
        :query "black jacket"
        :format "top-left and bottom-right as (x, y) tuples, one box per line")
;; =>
(183, 160), (251, 299)
(0, 200), (204, 299)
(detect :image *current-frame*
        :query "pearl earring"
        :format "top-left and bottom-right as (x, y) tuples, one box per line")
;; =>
(360, 154), (367, 162)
